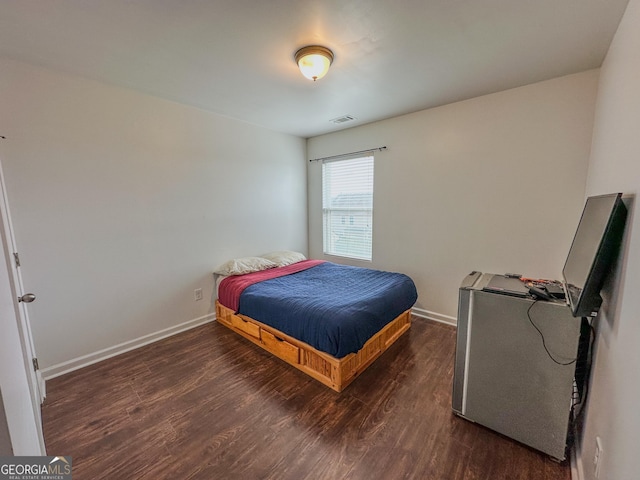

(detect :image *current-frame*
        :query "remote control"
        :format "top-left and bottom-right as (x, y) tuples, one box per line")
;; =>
(528, 285), (553, 300)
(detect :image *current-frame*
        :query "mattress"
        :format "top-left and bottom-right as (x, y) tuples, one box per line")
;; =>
(219, 261), (417, 358)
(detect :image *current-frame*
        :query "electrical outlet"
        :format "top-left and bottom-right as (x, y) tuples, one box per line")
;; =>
(194, 288), (203, 301)
(594, 436), (603, 479)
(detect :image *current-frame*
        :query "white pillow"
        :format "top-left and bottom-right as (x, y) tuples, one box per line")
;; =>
(213, 256), (277, 276)
(260, 251), (307, 267)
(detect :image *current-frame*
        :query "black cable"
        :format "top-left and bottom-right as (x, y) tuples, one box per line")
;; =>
(526, 299), (577, 365)
(573, 322), (596, 408)
(569, 321), (596, 439)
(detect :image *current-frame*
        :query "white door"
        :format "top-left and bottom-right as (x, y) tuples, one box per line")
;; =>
(0, 152), (46, 454)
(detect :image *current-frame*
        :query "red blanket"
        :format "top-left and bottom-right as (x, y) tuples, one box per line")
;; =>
(218, 259), (325, 311)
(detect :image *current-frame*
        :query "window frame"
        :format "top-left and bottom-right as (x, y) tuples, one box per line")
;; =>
(321, 154), (374, 261)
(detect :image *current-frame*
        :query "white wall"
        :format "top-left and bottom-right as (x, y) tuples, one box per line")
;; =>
(0, 58), (307, 370)
(580, 0), (640, 479)
(308, 71), (598, 319)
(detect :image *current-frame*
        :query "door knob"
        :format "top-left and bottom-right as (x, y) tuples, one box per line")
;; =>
(18, 293), (36, 303)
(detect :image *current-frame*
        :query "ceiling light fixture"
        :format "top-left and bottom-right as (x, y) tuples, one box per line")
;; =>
(295, 45), (334, 81)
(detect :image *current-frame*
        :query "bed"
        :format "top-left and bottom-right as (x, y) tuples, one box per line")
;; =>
(214, 255), (418, 392)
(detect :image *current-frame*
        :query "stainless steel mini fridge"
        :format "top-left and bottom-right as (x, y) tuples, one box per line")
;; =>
(452, 272), (583, 460)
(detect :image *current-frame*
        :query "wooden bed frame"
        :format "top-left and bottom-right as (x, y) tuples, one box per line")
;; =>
(215, 300), (412, 392)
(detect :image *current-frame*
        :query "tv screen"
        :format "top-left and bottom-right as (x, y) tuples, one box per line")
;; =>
(562, 193), (627, 317)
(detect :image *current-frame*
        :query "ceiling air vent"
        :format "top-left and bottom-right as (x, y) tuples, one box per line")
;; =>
(330, 115), (356, 124)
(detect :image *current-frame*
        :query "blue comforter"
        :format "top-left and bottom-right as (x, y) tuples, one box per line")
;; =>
(238, 262), (418, 358)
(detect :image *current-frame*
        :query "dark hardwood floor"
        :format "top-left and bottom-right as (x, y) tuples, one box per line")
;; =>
(42, 318), (571, 480)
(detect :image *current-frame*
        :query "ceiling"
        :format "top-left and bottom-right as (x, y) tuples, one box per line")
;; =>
(0, 0), (630, 138)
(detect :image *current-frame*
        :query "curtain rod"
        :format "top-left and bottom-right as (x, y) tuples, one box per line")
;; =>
(309, 146), (387, 163)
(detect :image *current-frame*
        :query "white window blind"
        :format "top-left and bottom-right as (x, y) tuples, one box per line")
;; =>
(322, 155), (374, 261)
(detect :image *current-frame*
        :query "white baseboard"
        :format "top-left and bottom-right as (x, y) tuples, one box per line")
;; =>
(571, 437), (585, 480)
(41, 308), (454, 380)
(40, 313), (216, 381)
(412, 307), (457, 326)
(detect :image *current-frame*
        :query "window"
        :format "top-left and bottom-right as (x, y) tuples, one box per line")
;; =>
(322, 155), (374, 261)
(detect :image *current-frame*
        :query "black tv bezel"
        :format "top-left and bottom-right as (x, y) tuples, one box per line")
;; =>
(562, 193), (627, 318)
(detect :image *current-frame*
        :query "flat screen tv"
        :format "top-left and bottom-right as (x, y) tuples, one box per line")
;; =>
(562, 193), (627, 317)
